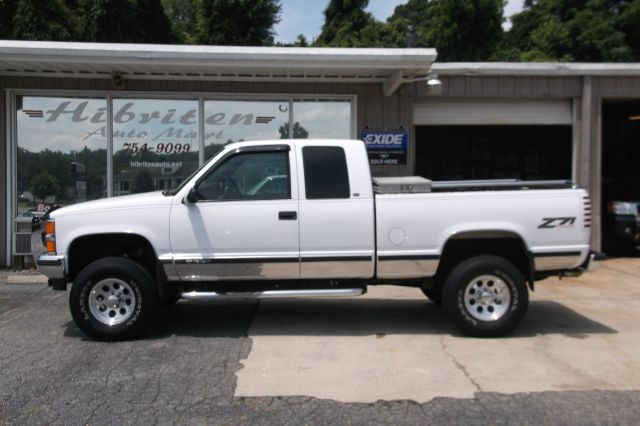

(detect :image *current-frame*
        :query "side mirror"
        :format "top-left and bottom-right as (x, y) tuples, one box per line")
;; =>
(185, 187), (199, 204)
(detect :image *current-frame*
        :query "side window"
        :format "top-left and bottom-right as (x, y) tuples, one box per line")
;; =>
(302, 146), (350, 199)
(197, 151), (290, 201)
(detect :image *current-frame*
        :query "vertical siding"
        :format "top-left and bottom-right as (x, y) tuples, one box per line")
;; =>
(599, 77), (640, 97)
(0, 80), (6, 265)
(418, 76), (582, 98)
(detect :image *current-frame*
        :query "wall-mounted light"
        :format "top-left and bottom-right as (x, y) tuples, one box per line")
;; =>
(629, 115), (640, 121)
(384, 70), (442, 97)
(425, 74), (443, 95)
(111, 72), (123, 90)
(404, 73), (442, 95)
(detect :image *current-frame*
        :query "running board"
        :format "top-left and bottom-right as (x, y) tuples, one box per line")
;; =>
(180, 288), (365, 300)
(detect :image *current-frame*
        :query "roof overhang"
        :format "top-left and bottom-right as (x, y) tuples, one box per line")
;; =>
(432, 62), (640, 77)
(0, 40), (437, 95)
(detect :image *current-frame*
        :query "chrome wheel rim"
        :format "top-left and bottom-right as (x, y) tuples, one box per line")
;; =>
(464, 274), (510, 321)
(88, 279), (136, 326)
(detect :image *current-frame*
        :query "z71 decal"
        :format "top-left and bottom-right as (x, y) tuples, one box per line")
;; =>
(538, 217), (577, 229)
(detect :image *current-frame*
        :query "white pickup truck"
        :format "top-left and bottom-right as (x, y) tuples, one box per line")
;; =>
(32, 139), (594, 341)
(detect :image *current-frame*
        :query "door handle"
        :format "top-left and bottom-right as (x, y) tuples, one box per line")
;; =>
(279, 211), (297, 220)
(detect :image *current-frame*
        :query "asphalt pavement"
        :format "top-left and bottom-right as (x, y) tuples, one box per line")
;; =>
(1, 260), (640, 425)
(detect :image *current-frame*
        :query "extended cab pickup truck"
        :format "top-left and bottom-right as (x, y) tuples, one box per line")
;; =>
(32, 139), (595, 341)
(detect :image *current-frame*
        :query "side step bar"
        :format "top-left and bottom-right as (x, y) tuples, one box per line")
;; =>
(180, 288), (365, 300)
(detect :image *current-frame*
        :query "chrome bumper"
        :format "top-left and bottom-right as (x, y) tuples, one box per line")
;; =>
(36, 254), (66, 279)
(560, 251), (601, 278)
(586, 251), (604, 272)
(31, 218), (66, 281)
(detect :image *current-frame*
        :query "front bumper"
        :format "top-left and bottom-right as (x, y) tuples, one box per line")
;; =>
(36, 254), (66, 279)
(31, 217), (67, 282)
(612, 215), (640, 241)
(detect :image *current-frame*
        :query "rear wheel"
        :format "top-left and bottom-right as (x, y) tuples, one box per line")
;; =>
(442, 255), (528, 337)
(70, 257), (157, 341)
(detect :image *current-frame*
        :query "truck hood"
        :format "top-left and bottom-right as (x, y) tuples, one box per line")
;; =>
(50, 191), (173, 218)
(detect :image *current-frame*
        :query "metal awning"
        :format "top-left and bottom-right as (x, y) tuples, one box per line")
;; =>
(432, 62), (640, 76)
(0, 41), (437, 95)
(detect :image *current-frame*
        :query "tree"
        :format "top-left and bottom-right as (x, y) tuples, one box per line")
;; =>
(279, 122), (309, 139)
(161, 0), (200, 44)
(293, 34), (308, 47)
(0, 0), (17, 38)
(618, 0), (640, 57)
(12, 0), (80, 41)
(82, 0), (176, 44)
(199, 0), (281, 46)
(495, 0), (639, 62)
(30, 171), (60, 202)
(315, 0), (397, 47)
(135, 0), (177, 43)
(388, 0), (505, 61)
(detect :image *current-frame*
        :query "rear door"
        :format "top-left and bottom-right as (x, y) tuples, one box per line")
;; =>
(296, 141), (375, 279)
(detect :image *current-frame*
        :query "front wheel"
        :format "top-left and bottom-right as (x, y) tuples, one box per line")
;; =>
(69, 257), (158, 341)
(420, 287), (442, 305)
(442, 255), (528, 337)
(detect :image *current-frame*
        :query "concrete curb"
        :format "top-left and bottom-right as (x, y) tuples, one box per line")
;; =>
(2, 274), (48, 285)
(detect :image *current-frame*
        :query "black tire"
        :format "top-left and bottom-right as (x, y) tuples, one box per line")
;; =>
(442, 255), (528, 338)
(69, 257), (158, 341)
(420, 287), (442, 305)
(159, 291), (180, 308)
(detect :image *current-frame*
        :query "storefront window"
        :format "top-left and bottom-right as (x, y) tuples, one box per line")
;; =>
(112, 99), (199, 195)
(14, 95), (352, 216)
(203, 100), (290, 159)
(16, 96), (107, 216)
(292, 99), (351, 139)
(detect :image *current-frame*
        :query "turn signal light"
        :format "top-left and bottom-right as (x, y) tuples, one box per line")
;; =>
(44, 220), (56, 253)
(45, 221), (55, 234)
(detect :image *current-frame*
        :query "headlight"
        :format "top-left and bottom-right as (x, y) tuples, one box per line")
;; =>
(607, 201), (636, 216)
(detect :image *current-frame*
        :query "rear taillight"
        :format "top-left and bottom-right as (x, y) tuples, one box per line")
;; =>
(583, 195), (591, 228)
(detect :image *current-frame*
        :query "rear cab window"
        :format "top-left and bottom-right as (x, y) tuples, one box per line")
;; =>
(302, 146), (350, 199)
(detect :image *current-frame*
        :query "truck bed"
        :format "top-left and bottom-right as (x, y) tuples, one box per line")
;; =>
(374, 187), (590, 279)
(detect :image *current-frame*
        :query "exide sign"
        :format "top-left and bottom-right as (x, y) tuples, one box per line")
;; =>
(361, 131), (407, 150)
(360, 130), (408, 166)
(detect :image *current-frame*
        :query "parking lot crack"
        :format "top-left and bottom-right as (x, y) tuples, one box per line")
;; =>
(439, 336), (483, 393)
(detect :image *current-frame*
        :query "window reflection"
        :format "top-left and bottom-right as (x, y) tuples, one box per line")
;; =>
(292, 100), (351, 139)
(14, 95), (353, 219)
(16, 96), (107, 216)
(203, 100), (289, 160)
(112, 99), (199, 195)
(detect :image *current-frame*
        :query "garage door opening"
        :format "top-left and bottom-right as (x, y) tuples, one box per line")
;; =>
(602, 102), (640, 255)
(415, 126), (572, 181)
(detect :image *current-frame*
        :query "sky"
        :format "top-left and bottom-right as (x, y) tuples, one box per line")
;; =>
(274, 0), (525, 44)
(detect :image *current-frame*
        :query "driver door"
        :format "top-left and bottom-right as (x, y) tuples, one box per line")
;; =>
(169, 144), (300, 281)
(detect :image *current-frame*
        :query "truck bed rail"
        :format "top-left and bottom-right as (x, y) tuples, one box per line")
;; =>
(430, 179), (576, 192)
